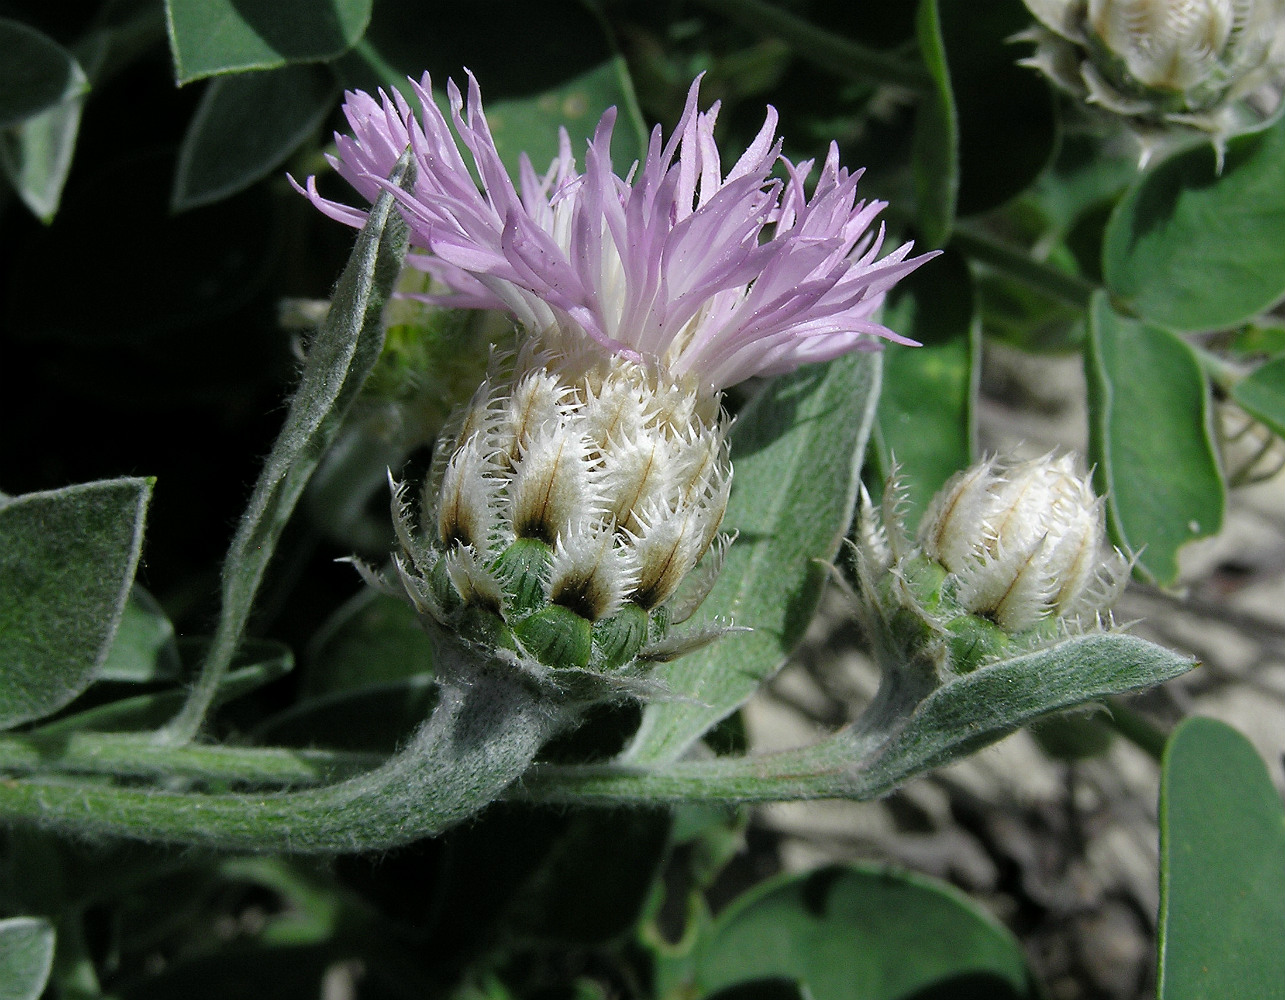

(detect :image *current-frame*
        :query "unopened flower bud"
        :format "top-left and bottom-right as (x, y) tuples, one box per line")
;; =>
(919, 453), (1129, 632)
(851, 452), (1130, 676)
(1018, 0), (1285, 164)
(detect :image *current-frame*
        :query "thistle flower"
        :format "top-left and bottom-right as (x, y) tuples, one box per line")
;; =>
(299, 73), (933, 389)
(1017, 0), (1285, 164)
(302, 74), (932, 692)
(852, 453), (1130, 676)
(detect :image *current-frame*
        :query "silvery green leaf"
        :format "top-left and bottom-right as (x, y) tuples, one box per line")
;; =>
(0, 917), (55, 1000)
(623, 351), (880, 765)
(0, 478), (152, 729)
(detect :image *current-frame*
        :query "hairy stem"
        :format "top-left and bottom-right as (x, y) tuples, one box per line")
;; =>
(0, 732), (382, 787)
(693, 0), (930, 91)
(2, 670), (566, 853)
(951, 225), (1098, 310)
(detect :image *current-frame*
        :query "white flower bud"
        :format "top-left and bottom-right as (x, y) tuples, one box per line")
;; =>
(918, 453), (1129, 631)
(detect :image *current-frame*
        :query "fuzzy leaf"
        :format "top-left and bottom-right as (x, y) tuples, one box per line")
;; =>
(520, 632), (1194, 806)
(0, 478), (152, 730)
(622, 352), (880, 765)
(165, 0), (372, 84)
(0, 666), (567, 853)
(1085, 293), (1224, 585)
(0, 917), (55, 1000)
(36, 639), (293, 737)
(163, 152), (412, 741)
(1158, 717), (1285, 1000)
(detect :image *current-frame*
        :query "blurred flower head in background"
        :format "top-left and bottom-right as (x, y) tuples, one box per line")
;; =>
(1017, 0), (1285, 165)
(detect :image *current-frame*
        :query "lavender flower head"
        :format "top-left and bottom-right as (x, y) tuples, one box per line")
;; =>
(301, 75), (933, 687)
(300, 73), (933, 390)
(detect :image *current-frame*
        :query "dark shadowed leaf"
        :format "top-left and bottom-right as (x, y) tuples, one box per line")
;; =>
(172, 63), (336, 210)
(0, 19), (87, 129)
(0, 91), (84, 222)
(304, 589), (434, 697)
(942, 0), (1057, 217)
(1232, 356), (1285, 439)
(665, 865), (1036, 1000)
(165, 0), (372, 84)
(100, 585), (182, 683)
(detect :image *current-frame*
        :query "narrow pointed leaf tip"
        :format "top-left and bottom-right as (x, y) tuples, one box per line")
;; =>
(298, 73), (937, 390)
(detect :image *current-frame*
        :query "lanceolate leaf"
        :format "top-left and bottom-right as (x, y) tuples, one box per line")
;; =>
(623, 351), (881, 765)
(1085, 293), (1224, 585)
(519, 632), (1195, 805)
(0, 478), (152, 730)
(162, 154), (412, 742)
(1158, 718), (1285, 1000)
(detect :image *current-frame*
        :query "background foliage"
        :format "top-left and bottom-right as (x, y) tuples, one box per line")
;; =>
(1, 0), (1282, 997)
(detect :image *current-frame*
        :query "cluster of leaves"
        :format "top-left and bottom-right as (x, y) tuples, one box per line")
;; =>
(2, 0), (1283, 998)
